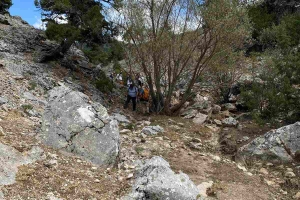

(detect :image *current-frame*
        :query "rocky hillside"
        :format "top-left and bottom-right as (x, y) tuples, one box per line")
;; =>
(0, 14), (299, 200)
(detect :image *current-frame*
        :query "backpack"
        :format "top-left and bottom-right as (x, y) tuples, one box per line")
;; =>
(138, 88), (144, 98)
(141, 88), (149, 101)
(128, 86), (138, 97)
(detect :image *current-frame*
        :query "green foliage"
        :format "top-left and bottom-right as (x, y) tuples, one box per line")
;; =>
(125, 123), (135, 130)
(241, 52), (300, 123)
(21, 104), (33, 112)
(248, 4), (276, 39)
(0, 0), (12, 14)
(83, 44), (111, 65)
(134, 146), (144, 154)
(243, 3), (300, 124)
(35, 0), (120, 60)
(28, 81), (38, 91)
(45, 22), (80, 42)
(82, 41), (125, 65)
(113, 62), (122, 74)
(94, 70), (115, 93)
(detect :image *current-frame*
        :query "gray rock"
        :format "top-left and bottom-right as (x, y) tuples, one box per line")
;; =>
(23, 92), (47, 106)
(191, 101), (210, 110)
(197, 181), (213, 198)
(0, 143), (44, 186)
(212, 105), (221, 114)
(40, 86), (119, 165)
(122, 156), (200, 200)
(112, 113), (130, 124)
(222, 103), (237, 112)
(222, 117), (238, 127)
(181, 109), (198, 119)
(239, 122), (300, 162)
(193, 113), (208, 125)
(213, 119), (222, 126)
(141, 126), (164, 135)
(0, 126), (5, 136)
(0, 190), (4, 200)
(0, 97), (8, 105)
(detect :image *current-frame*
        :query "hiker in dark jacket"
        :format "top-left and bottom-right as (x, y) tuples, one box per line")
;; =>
(124, 83), (138, 111)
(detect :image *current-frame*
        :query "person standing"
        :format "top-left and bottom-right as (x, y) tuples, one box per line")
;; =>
(124, 83), (138, 111)
(127, 76), (133, 87)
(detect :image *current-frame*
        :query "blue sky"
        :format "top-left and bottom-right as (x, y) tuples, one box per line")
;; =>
(9, 0), (42, 27)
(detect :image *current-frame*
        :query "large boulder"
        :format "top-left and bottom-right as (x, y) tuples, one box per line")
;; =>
(122, 156), (200, 200)
(239, 122), (300, 162)
(40, 85), (119, 165)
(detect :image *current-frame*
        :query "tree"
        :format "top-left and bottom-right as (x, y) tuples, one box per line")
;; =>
(241, 12), (300, 123)
(0, 0), (12, 14)
(34, 0), (120, 62)
(117, 0), (251, 114)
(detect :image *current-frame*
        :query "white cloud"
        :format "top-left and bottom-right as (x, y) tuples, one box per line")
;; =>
(53, 15), (68, 24)
(33, 16), (46, 30)
(33, 14), (68, 30)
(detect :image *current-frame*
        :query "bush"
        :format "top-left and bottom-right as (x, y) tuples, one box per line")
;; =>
(21, 104), (33, 112)
(28, 81), (37, 90)
(241, 12), (300, 124)
(240, 55), (300, 124)
(94, 70), (114, 93)
(82, 41), (125, 65)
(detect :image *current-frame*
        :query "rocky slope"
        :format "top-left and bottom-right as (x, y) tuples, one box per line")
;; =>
(0, 13), (299, 200)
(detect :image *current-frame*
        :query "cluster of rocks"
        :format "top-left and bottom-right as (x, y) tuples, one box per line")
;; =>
(180, 93), (239, 128)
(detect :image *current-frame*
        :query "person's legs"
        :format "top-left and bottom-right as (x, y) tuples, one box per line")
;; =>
(124, 95), (131, 109)
(132, 97), (137, 111)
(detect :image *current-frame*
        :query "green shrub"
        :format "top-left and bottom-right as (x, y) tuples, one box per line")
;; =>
(21, 104), (33, 112)
(134, 146), (144, 154)
(125, 123), (135, 130)
(28, 81), (37, 90)
(240, 57), (300, 124)
(94, 70), (114, 93)
(113, 62), (122, 74)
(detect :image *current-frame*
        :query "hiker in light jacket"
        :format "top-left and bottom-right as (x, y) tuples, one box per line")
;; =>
(124, 83), (138, 111)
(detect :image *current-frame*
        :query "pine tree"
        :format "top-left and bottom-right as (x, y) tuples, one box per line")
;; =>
(0, 0), (13, 14)
(34, 0), (119, 62)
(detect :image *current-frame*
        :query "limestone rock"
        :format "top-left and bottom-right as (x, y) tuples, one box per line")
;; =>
(40, 85), (119, 165)
(222, 103), (237, 112)
(285, 171), (296, 178)
(121, 156), (200, 200)
(112, 113), (130, 125)
(0, 143), (44, 185)
(193, 113), (208, 125)
(181, 109), (198, 119)
(239, 122), (300, 163)
(293, 192), (300, 199)
(212, 104), (221, 114)
(214, 119), (222, 126)
(0, 97), (8, 105)
(141, 125), (164, 135)
(222, 117), (238, 127)
(0, 126), (5, 136)
(23, 92), (47, 106)
(197, 181), (213, 198)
